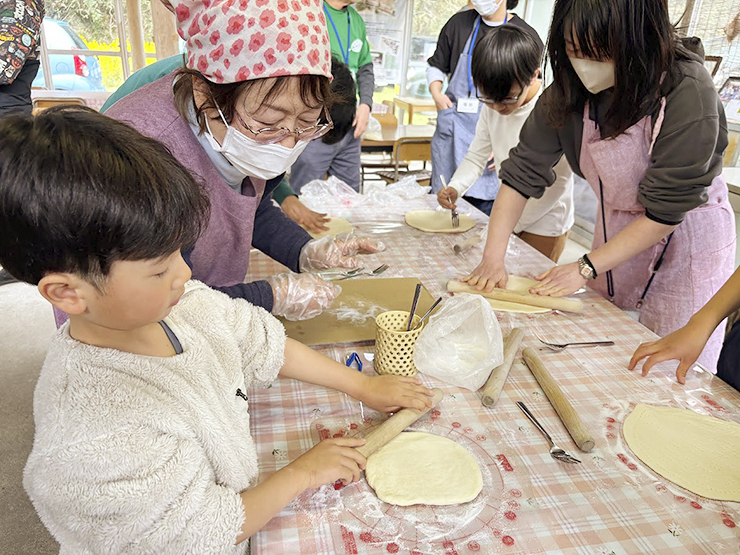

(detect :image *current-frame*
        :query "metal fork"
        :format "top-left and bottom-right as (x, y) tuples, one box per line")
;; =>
(517, 402), (581, 464)
(440, 174), (459, 228)
(336, 264), (389, 280)
(538, 339), (615, 352)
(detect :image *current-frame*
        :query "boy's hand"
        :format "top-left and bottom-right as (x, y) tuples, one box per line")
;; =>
(628, 322), (713, 384)
(437, 186), (458, 210)
(463, 255), (508, 292)
(281, 196), (330, 234)
(360, 375), (434, 413)
(289, 437), (367, 489)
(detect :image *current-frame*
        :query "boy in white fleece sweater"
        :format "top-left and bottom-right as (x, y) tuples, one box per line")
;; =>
(437, 25), (574, 262)
(0, 107), (434, 554)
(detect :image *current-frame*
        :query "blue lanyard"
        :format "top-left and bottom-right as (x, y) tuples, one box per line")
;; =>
(467, 13), (508, 96)
(324, 5), (351, 65)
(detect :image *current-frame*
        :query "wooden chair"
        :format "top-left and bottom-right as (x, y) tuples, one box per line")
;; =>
(376, 137), (432, 186)
(360, 110), (410, 187)
(32, 96), (86, 114)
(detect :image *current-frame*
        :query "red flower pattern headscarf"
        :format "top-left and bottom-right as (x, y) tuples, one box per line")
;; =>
(163, 0), (332, 83)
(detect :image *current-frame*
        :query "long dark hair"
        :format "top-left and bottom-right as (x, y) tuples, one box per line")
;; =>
(546, 0), (689, 138)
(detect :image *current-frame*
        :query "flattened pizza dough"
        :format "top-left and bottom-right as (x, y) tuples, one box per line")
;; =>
(405, 210), (476, 234)
(365, 432), (483, 506)
(623, 404), (740, 501)
(305, 217), (354, 239)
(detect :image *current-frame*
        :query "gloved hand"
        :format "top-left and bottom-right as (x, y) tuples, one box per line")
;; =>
(268, 272), (342, 321)
(298, 235), (386, 272)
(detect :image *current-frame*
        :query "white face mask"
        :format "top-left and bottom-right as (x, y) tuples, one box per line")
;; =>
(471, 0), (504, 17)
(568, 57), (616, 94)
(205, 107), (310, 181)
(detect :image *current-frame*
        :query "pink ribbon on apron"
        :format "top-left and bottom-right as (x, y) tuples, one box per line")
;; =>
(579, 100), (735, 370)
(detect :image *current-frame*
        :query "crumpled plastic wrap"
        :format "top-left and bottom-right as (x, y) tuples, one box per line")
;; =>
(268, 272), (342, 321)
(298, 175), (431, 219)
(298, 234), (386, 272)
(414, 293), (504, 390)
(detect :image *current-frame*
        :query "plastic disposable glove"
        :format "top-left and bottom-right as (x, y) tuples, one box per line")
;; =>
(268, 272), (342, 321)
(298, 234), (385, 272)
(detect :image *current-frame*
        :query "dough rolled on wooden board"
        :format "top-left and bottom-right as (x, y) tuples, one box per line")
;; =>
(357, 388), (444, 459)
(447, 280), (583, 313)
(522, 347), (595, 452)
(480, 328), (525, 407)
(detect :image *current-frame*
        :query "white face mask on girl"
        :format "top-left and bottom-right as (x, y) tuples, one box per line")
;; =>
(471, 0), (504, 17)
(568, 57), (616, 94)
(204, 106), (310, 181)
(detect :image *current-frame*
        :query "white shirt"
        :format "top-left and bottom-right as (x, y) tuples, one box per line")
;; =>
(448, 84), (575, 236)
(24, 282), (286, 555)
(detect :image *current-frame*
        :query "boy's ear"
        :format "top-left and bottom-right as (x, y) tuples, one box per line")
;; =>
(37, 274), (90, 316)
(530, 68), (541, 85)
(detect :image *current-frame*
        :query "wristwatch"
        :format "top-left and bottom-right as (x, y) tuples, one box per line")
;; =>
(577, 255), (597, 280)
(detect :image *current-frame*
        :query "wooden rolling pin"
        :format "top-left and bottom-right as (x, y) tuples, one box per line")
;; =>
(522, 347), (594, 452)
(480, 328), (525, 408)
(357, 388), (444, 458)
(447, 280), (583, 313)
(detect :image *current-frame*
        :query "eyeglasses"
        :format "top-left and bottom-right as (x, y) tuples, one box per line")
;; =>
(476, 91), (522, 106)
(232, 106), (334, 144)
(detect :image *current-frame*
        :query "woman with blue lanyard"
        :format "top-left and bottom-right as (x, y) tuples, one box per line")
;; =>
(289, 0), (374, 193)
(427, 0), (541, 215)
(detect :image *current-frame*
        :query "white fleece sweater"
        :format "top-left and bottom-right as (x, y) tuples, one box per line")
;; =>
(448, 84), (575, 237)
(24, 281), (286, 555)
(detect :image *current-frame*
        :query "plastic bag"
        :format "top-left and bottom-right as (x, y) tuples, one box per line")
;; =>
(413, 293), (504, 390)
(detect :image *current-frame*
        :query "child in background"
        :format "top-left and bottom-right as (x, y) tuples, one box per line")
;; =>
(0, 107), (433, 554)
(437, 25), (574, 262)
(629, 266), (740, 391)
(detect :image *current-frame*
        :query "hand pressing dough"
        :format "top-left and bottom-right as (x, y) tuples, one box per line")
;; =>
(405, 210), (476, 234)
(305, 217), (354, 239)
(623, 404), (740, 501)
(365, 431), (483, 506)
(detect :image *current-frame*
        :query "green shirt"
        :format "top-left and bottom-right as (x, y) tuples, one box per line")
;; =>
(323, 3), (372, 75)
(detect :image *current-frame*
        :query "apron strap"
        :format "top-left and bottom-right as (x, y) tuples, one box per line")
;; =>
(636, 231), (674, 309)
(598, 178), (615, 301)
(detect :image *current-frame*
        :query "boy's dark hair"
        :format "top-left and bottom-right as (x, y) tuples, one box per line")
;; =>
(472, 25), (542, 102)
(0, 106), (210, 285)
(322, 57), (357, 145)
(506, 0), (519, 8)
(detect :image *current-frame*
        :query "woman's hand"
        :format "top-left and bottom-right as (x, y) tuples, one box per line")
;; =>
(280, 195), (329, 234)
(299, 235), (385, 271)
(437, 186), (458, 210)
(288, 437), (367, 488)
(530, 262), (586, 296)
(359, 375), (434, 413)
(628, 321), (714, 384)
(463, 255), (508, 292)
(268, 273), (341, 320)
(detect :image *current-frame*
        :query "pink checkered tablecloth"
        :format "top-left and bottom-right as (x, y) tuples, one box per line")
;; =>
(247, 195), (740, 555)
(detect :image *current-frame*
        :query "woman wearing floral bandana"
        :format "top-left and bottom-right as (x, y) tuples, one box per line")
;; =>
(105, 0), (382, 322)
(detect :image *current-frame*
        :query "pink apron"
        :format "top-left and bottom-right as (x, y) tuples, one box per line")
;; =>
(579, 100), (735, 370)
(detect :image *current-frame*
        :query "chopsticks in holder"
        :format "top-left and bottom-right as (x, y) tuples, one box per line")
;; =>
(406, 283), (422, 331)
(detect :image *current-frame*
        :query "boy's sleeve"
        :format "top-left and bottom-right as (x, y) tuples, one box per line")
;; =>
(24, 427), (245, 555)
(448, 111), (494, 196)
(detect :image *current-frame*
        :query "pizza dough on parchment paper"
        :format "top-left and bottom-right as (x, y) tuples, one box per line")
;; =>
(304, 217), (354, 239)
(365, 431), (483, 506)
(623, 403), (740, 502)
(405, 209), (476, 234)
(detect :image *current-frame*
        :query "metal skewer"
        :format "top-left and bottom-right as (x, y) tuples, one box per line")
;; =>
(406, 283), (422, 331)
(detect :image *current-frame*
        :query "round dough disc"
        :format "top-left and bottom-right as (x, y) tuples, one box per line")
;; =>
(405, 210), (476, 234)
(488, 275), (549, 314)
(623, 404), (740, 501)
(305, 217), (354, 239)
(365, 431), (483, 506)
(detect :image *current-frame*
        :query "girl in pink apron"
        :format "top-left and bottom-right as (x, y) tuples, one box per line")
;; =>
(464, 0), (735, 371)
